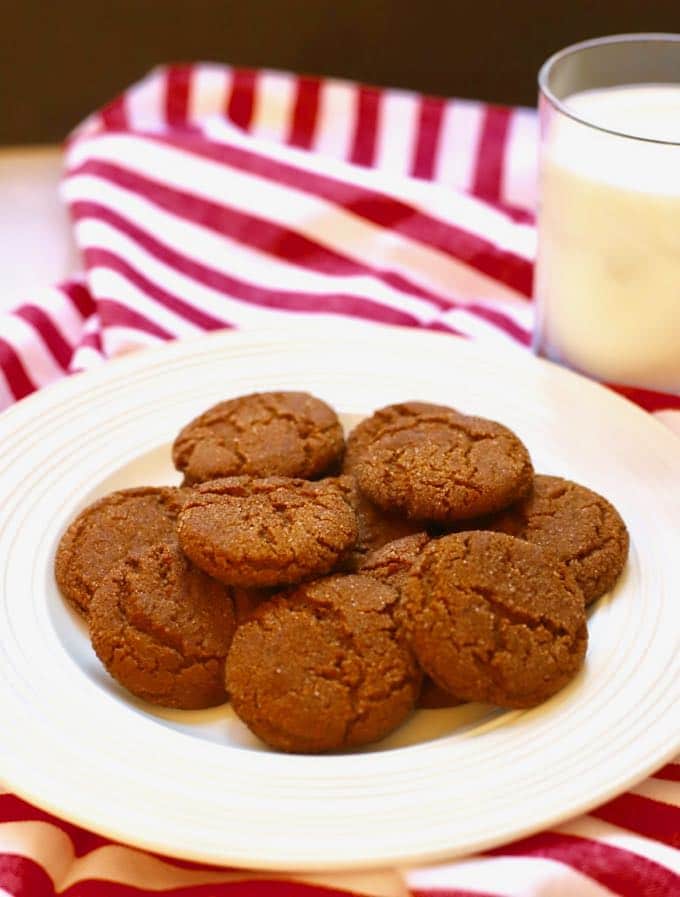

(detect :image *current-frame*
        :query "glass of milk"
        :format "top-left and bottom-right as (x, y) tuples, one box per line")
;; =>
(535, 34), (680, 392)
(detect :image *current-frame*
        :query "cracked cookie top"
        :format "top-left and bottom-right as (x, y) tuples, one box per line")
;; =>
(359, 532), (431, 588)
(484, 475), (629, 605)
(399, 531), (587, 708)
(55, 486), (190, 617)
(225, 574), (422, 753)
(354, 407), (534, 522)
(177, 476), (358, 588)
(89, 542), (237, 709)
(172, 391), (344, 485)
(342, 401), (457, 475)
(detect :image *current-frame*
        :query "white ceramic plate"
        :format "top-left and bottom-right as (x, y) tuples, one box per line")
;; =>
(0, 322), (678, 871)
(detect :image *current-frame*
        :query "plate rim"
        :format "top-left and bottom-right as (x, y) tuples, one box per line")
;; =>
(1, 321), (678, 872)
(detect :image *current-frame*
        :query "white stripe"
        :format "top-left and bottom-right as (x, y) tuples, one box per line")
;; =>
(440, 309), (529, 349)
(472, 294), (534, 330)
(69, 345), (106, 373)
(251, 70), (296, 143)
(374, 89), (419, 175)
(313, 79), (357, 159)
(87, 266), (205, 337)
(2, 315), (64, 386)
(68, 180), (445, 323)
(200, 120), (536, 262)
(78, 215), (437, 331)
(502, 107), (539, 210)
(434, 100), (485, 191)
(19, 286), (85, 346)
(631, 777), (680, 807)
(64, 135), (530, 303)
(103, 325), (165, 358)
(189, 64), (231, 125)
(125, 68), (166, 131)
(557, 815), (680, 873)
(406, 854), (617, 897)
(0, 363), (16, 411)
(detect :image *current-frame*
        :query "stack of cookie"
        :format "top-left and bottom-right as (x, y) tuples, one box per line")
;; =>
(55, 392), (629, 754)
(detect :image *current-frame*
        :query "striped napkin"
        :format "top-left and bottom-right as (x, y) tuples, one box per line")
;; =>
(0, 64), (678, 896)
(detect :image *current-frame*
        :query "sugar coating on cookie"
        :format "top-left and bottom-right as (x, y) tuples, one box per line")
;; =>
(484, 475), (629, 605)
(359, 532), (431, 588)
(400, 532), (587, 708)
(89, 542), (236, 709)
(333, 477), (423, 571)
(177, 476), (358, 588)
(342, 401), (459, 474)
(360, 533), (462, 710)
(225, 574), (422, 753)
(355, 409), (533, 522)
(173, 391), (344, 485)
(55, 486), (189, 617)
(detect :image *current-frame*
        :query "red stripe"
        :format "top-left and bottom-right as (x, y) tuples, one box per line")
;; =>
(226, 69), (257, 131)
(349, 86), (381, 166)
(145, 133), (533, 296)
(81, 243), (229, 332)
(73, 202), (428, 329)
(472, 105), (511, 202)
(410, 98), (445, 180)
(287, 76), (321, 149)
(100, 94), (128, 130)
(67, 157), (451, 310)
(13, 305), (72, 368)
(653, 763), (680, 782)
(0, 337), (36, 401)
(486, 831), (679, 897)
(79, 329), (103, 352)
(0, 855), (362, 897)
(411, 891), (501, 897)
(465, 303), (531, 345)
(0, 854), (55, 897)
(607, 383), (680, 413)
(165, 64), (192, 126)
(61, 280), (97, 318)
(98, 299), (175, 341)
(591, 792), (680, 848)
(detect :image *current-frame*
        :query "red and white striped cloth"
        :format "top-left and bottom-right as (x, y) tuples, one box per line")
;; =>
(0, 64), (678, 896)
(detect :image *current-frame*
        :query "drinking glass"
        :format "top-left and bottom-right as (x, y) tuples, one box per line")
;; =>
(535, 34), (680, 392)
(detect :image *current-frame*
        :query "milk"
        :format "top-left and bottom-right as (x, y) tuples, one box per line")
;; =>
(535, 85), (680, 391)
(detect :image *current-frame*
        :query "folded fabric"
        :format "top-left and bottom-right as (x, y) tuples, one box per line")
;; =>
(0, 64), (678, 897)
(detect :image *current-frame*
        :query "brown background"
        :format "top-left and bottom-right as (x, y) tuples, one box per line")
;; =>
(3, 0), (680, 144)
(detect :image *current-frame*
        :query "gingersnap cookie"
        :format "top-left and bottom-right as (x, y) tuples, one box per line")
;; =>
(359, 533), (461, 710)
(355, 409), (533, 522)
(334, 477), (423, 571)
(400, 532), (587, 709)
(231, 587), (271, 625)
(173, 391), (344, 485)
(89, 542), (236, 709)
(484, 475), (629, 605)
(359, 532), (431, 587)
(225, 574), (421, 753)
(418, 678), (463, 710)
(55, 486), (189, 617)
(342, 401), (459, 474)
(178, 476), (358, 588)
